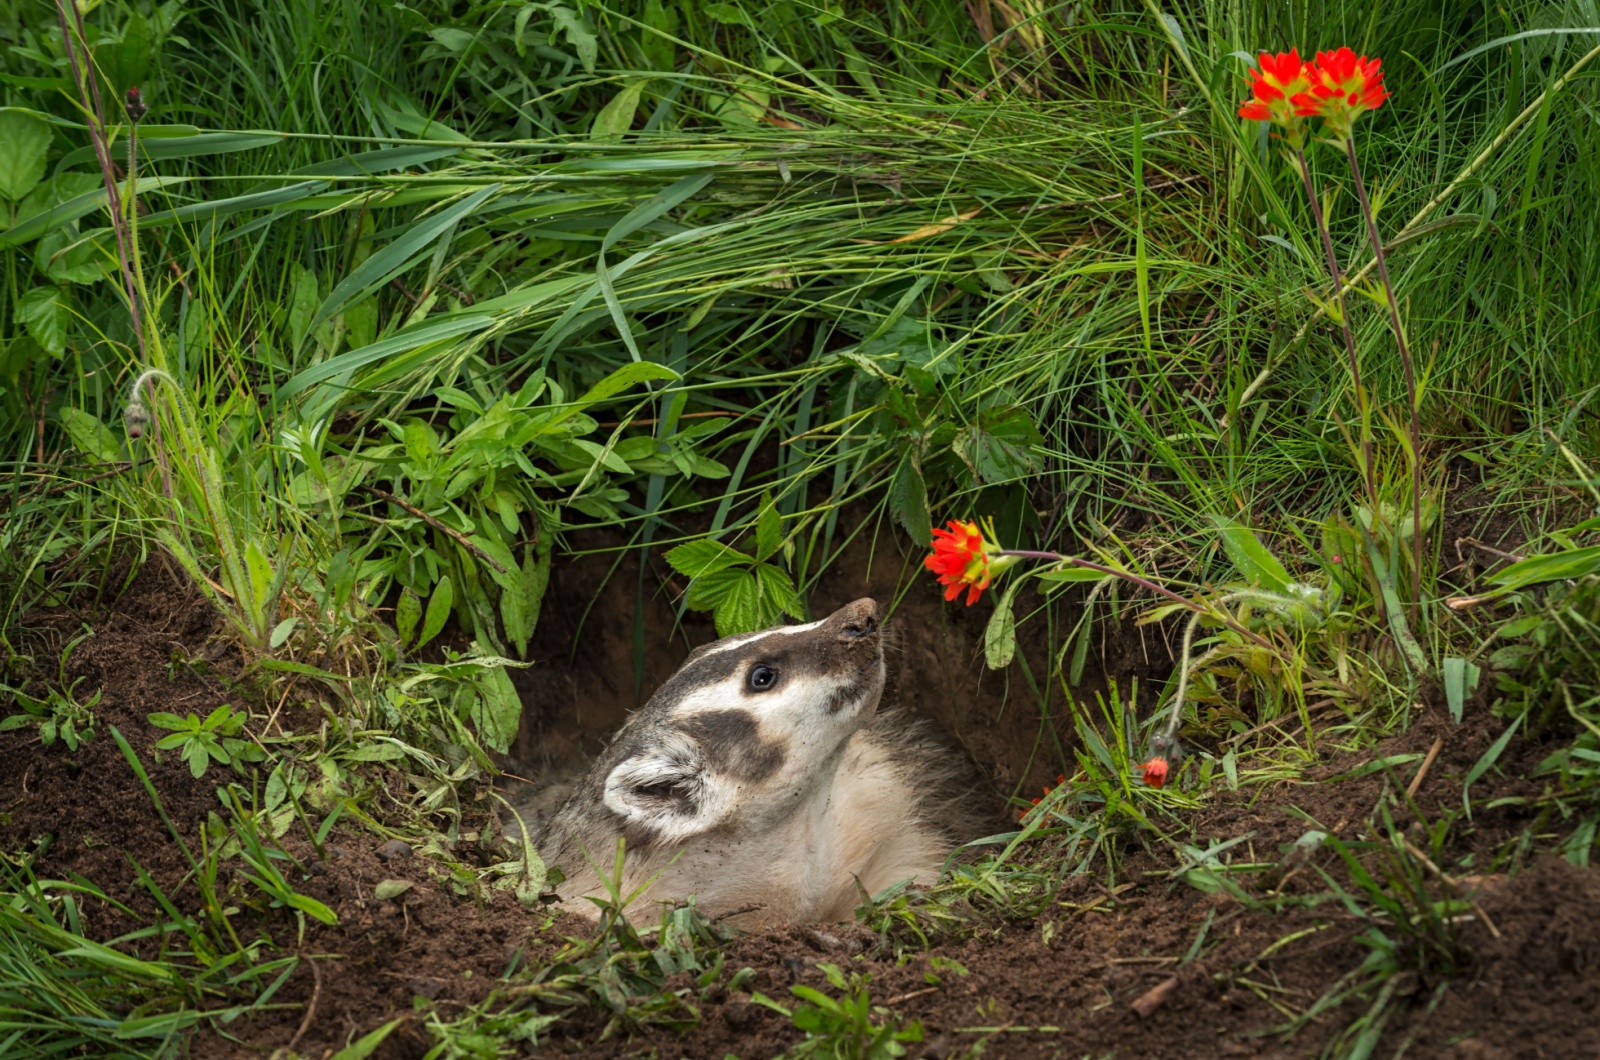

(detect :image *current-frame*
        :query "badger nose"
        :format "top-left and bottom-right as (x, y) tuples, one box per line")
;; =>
(836, 598), (879, 641)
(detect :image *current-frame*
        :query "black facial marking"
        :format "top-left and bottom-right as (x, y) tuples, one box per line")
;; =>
(681, 709), (786, 783)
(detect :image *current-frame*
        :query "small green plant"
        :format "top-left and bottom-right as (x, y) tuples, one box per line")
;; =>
(0, 628), (101, 751)
(754, 962), (923, 1060)
(666, 492), (805, 636)
(0, 680), (101, 751)
(148, 704), (264, 778)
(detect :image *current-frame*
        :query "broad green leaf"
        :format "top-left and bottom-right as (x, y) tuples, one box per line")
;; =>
(984, 581), (1022, 669)
(17, 285), (70, 356)
(1210, 516), (1292, 593)
(755, 493), (782, 562)
(686, 566), (748, 611)
(549, 5), (598, 72)
(472, 665), (523, 753)
(244, 540), (274, 616)
(429, 26), (475, 51)
(889, 454), (930, 547)
(418, 575), (454, 649)
(952, 406), (1042, 484)
(714, 570), (763, 636)
(1487, 545), (1600, 591)
(37, 225), (105, 284)
(288, 265), (319, 350)
(0, 110), (50, 200)
(754, 562), (803, 623)
(666, 538), (751, 578)
(58, 407), (120, 461)
(570, 360), (680, 413)
(270, 617), (299, 650)
(373, 879), (414, 901)
(591, 80), (646, 140)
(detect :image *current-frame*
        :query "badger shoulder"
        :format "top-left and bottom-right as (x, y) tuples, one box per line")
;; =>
(824, 710), (986, 894)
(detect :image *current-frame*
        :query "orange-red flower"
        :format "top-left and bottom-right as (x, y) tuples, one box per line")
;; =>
(1142, 756), (1170, 788)
(1238, 49), (1312, 148)
(1293, 47), (1388, 140)
(925, 518), (1015, 606)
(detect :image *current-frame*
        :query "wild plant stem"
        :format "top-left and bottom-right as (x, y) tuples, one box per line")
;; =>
(54, 1), (145, 359)
(995, 550), (1278, 653)
(1344, 131), (1423, 606)
(1295, 146), (1374, 510)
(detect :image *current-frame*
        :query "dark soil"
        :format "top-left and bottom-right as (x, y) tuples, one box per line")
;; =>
(4, 551), (1598, 1059)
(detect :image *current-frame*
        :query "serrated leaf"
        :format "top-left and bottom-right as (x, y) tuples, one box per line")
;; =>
(714, 571), (763, 636)
(471, 665), (522, 753)
(58, 408), (120, 461)
(685, 566), (748, 611)
(754, 562), (802, 623)
(984, 581), (1021, 669)
(0, 111), (50, 201)
(396, 587), (422, 647)
(1210, 516), (1293, 593)
(549, 5), (598, 72)
(666, 538), (750, 578)
(954, 406), (1042, 484)
(889, 455), (931, 547)
(418, 575), (454, 649)
(755, 493), (782, 561)
(17, 286), (70, 356)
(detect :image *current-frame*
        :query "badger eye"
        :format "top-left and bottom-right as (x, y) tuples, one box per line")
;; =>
(747, 665), (778, 692)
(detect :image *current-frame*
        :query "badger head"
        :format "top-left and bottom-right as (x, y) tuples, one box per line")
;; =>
(599, 598), (884, 846)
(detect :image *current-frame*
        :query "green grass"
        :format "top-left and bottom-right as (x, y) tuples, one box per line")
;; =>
(2, 0), (1599, 1054)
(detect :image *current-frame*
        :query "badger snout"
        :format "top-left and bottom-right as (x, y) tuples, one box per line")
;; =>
(835, 598), (879, 643)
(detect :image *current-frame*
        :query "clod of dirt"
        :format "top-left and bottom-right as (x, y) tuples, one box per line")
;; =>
(377, 838), (414, 861)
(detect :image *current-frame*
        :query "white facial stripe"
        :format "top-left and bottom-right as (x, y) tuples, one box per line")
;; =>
(697, 617), (826, 657)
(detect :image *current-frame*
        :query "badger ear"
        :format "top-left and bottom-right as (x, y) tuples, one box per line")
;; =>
(602, 737), (722, 842)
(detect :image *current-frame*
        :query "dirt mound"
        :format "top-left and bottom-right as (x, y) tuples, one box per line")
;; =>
(2, 563), (556, 1058)
(4, 558), (1598, 1059)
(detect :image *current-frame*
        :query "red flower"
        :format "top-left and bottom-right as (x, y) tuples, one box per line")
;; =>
(1238, 49), (1311, 121)
(1142, 756), (1170, 789)
(924, 518), (1016, 606)
(1292, 47), (1388, 139)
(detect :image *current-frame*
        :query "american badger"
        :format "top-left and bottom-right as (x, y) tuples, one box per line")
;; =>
(512, 599), (976, 926)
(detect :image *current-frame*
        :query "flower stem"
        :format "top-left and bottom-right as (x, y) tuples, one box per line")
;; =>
(995, 550), (1279, 653)
(1344, 131), (1423, 607)
(1295, 146), (1375, 510)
